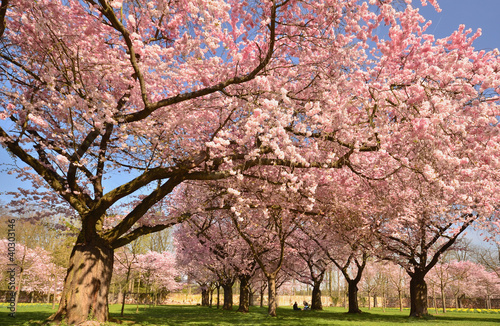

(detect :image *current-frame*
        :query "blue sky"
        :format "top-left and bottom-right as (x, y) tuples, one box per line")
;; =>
(417, 0), (500, 51)
(1, 0), (499, 210)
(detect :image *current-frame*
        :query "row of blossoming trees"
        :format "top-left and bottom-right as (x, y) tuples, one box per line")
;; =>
(0, 0), (499, 323)
(171, 180), (500, 316)
(2, 233), (498, 315)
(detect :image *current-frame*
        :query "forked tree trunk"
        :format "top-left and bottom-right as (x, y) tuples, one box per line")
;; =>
(267, 275), (277, 317)
(237, 274), (251, 313)
(311, 281), (323, 310)
(48, 236), (114, 325)
(347, 280), (362, 313)
(409, 272), (429, 317)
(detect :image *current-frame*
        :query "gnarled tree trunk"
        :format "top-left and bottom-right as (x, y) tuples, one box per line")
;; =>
(48, 236), (114, 325)
(409, 271), (428, 317)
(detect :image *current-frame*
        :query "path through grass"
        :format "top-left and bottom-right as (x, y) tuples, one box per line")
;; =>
(1, 304), (500, 325)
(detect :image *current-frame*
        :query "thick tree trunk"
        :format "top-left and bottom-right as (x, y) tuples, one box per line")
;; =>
(201, 287), (210, 307)
(311, 281), (323, 310)
(237, 274), (251, 313)
(409, 272), (429, 317)
(347, 280), (362, 313)
(267, 275), (277, 317)
(48, 237), (114, 325)
(222, 281), (233, 310)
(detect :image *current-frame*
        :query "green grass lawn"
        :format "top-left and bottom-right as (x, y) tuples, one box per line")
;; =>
(1, 304), (500, 326)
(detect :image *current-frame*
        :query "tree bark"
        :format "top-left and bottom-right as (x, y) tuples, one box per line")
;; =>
(457, 294), (464, 308)
(347, 279), (362, 313)
(267, 275), (277, 317)
(409, 272), (429, 317)
(48, 236), (114, 325)
(237, 274), (251, 313)
(201, 287), (210, 307)
(222, 280), (234, 310)
(311, 280), (323, 310)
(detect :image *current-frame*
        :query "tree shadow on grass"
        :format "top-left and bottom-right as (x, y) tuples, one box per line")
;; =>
(109, 305), (500, 326)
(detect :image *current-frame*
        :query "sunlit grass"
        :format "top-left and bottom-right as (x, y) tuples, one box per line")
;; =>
(2, 304), (500, 325)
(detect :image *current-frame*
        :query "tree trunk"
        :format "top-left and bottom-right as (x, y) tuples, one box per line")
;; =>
(14, 249), (27, 311)
(367, 291), (372, 310)
(121, 266), (131, 316)
(311, 280), (323, 310)
(222, 281), (233, 310)
(237, 274), (251, 313)
(457, 294), (464, 308)
(267, 275), (277, 317)
(216, 284), (220, 309)
(440, 285), (446, 313)
(260, 286), (265, 308)
(347, 280), (362, 313)
(398, 289), (403, 311)
(201, 287), (210, 307)
(48, 236), (114, 325)
(409, 272), (429, 317)
(52, 275), (58, 310)
(249, 288), (255, 307)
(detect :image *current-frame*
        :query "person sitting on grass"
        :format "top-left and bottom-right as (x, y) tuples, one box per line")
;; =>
(293, 302), (301, 311)
(303, 301), (310, 310)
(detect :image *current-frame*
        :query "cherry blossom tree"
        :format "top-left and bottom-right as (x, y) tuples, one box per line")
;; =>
(0, 240), (65, 307)
(113, 244), (140, 316)
(135, 250), (181, 305)
(175, 205), (257, 312)
(286, 229), (330, 310)
(383, 262), (409, 311)
(0, 0), (391, 322)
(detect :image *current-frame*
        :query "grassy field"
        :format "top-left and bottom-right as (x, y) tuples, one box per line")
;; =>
(1, 304), (500, 326)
